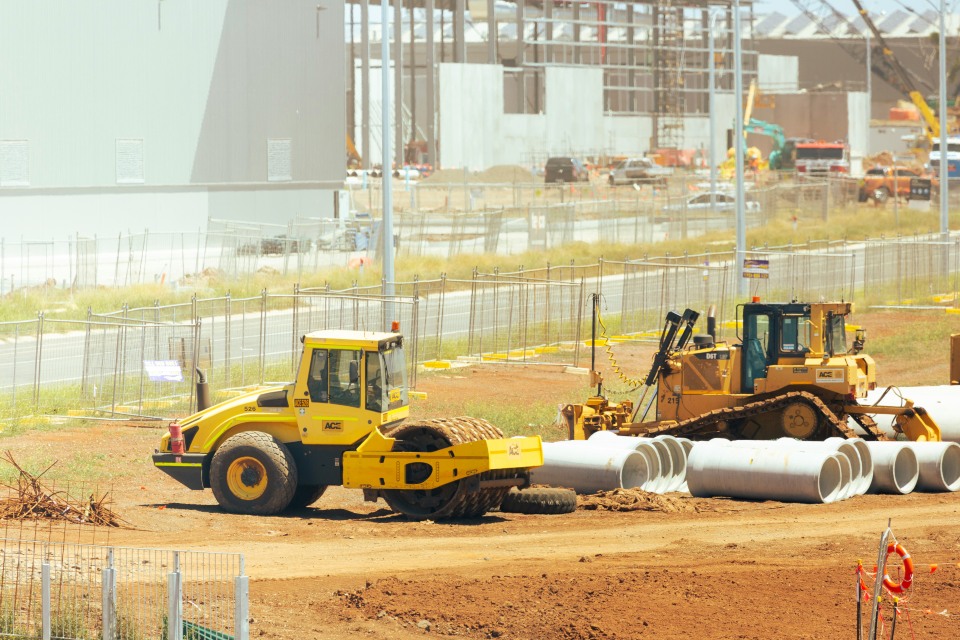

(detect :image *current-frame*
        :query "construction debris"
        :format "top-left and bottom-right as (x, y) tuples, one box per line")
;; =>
(577, 488), (700, 513)
(0, 452), (127, 528)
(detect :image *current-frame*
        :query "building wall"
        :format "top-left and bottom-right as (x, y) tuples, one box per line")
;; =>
(752, 94), (851, 141)
(439, 64), (737, 170)
(0, 0), (344, 238)
(758, 55), (799, 93)
(755, 38), (940, 120)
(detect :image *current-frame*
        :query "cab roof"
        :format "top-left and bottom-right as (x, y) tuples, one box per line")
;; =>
(303, 329), (400, 349)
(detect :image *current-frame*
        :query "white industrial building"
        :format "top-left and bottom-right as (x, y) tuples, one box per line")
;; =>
(0, 1), (346, 239)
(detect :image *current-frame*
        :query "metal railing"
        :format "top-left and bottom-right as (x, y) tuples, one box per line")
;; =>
(0, 233), (958, 421)
(0, 539), (245, 640)
(8, 175), (958, 291)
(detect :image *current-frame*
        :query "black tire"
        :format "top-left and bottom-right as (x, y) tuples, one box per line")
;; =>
(287, 484), (328, 510)
(210, 431), (298, 515)
(872, 187), (890, 204)
(499, 487), (577, 515)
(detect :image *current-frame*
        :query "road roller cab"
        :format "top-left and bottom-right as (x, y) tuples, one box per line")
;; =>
(153, 329), (543, 519)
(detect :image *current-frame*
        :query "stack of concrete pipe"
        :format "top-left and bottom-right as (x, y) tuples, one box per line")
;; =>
(687, 439), (960, 502)
(528, 430), (960, 503)
(528, 432), (693, 495)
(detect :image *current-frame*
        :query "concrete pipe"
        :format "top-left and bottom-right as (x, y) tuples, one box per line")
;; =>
(908, 442), (960, 492)
(856, 386), (960, 442)
(686, 443), (844, 504)
(718, 439), (858, 501)
(586, 431), (669, 493)
(532, 441), (649, 494)
(675, 438), (694, 493)
(825, 438), (873, 496)
(643, 439), (677, 494)
(650, 435), (688, 493)
(863, 442), (919, 495)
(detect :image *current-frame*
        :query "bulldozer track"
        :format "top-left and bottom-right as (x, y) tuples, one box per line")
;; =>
(847, 412), (889, 441)
(639, 390), (888, 441)
(381, 417), (522, 520)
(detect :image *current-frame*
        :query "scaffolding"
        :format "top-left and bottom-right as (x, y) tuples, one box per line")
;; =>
(653, 1), (686, 149)
(346, 1), (759, 163)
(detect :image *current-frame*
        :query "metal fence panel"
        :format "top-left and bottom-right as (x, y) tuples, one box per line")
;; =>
(0, 540), (243, 640)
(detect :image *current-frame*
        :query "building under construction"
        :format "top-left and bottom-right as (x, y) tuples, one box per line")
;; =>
(348, 1), (764, 170)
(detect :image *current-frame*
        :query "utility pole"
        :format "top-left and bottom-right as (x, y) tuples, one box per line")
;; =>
(733, 0), (747, 296)
(939, 0), (949, 240)
(382, 0), (396, 325)
(708, 10), (719, 210)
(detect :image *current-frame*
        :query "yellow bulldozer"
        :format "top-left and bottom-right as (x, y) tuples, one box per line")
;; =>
(153, 329), (543, 519)
(565, 300), (941, 443)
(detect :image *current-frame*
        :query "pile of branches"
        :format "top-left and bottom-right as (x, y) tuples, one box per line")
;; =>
(0, 452), (127, 528)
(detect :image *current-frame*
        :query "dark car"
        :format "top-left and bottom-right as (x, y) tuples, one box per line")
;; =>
(544, 157), (590, 184)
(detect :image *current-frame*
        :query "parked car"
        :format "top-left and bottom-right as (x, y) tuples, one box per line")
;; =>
(238, 235), (312, 256)
(544, 157), (590, 183)
(608, 157), (672, 186)
(662, 191), (761, 214)
(858, 166), (937, 204)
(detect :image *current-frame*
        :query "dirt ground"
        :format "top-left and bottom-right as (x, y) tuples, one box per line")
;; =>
(4, 310), (960, 639)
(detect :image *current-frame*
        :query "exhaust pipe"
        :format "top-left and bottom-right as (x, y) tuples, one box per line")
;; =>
(196, 368), (211, 411)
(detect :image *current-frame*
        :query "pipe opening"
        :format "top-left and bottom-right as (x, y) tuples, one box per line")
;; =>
(938, 444), (960, 491)
(620, 452), (649, 491)
(818, 456), (843, 504)
(892, 448), (920, 494)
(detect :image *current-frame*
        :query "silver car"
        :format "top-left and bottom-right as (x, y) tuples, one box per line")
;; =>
(608, 158), (671, 186)
(663, 192), (761, 213)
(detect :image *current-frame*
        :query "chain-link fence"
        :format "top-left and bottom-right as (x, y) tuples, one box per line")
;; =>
(7, 176), (959, 291)
(0, 539), (246, 640)
(2, 231), (960, 421)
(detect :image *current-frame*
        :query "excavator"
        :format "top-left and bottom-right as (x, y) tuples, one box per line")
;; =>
(564, 300), (941, 443)
(851, 0), (940, 142)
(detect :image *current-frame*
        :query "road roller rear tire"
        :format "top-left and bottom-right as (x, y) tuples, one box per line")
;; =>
(499, 487), (577, 515)
(210, 431), (298, 515)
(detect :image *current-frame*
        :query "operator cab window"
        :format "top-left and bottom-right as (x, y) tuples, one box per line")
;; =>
(366, 352), (384, 412)
(780, 316), (811, 354)
(328, 350), (361, 408)
(307, 349), (329, 402)
(743, 312), (771, 392)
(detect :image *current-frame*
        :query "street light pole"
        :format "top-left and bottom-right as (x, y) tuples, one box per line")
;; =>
(733, 0), (747, 296)
(382, 0), (396, 326)
(708, 10), (719, 211)
(865, 32), (871, 129)
(939, 0), (949, 239)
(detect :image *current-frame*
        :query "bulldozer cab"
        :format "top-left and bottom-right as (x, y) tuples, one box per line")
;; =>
(740, 303), (824, 393)
(293, 331), (409, 446)
(739, 301), (859, 392)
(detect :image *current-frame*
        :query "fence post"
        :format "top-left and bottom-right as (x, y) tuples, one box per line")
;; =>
(42, 562), (51, 640)
(436, 274), (446, 360)
(167, 552), (183, 640)
(102, 549), (116, 640)
(235, 558), (250, 640)
(34, 311), (44, 409)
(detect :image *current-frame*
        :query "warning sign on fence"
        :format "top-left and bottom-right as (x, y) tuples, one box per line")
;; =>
(144, 360), (184, 382)
(742, 259), (770, 279)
